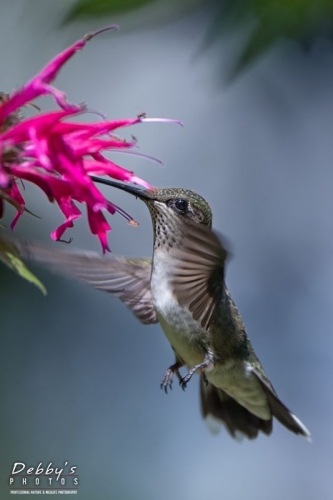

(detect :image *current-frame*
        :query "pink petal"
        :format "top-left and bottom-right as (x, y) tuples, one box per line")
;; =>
(52, 118), (140, 139)
(2, 110), (79, 143)
(0, 26), (118, 121)
(87, 205), (111, 253)
(0, 24), (180, 251)
(7, 183), (25, 229)
(51, 198), (82, 241)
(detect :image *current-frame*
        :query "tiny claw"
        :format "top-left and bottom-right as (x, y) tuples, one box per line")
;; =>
(161, 361), (183, 393)
(161, 370), (174, 394)
(180, 376), (189, 391)
(162, 381), (172, 394)
(180, 354), (214, 391)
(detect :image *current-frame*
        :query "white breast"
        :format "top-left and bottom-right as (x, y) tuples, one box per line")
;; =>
(150, 250), (207, 368)
(150, 252), (270, 420)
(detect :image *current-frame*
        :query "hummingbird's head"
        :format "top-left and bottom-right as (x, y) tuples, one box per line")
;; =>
(141, 187), (212, 229)
(90, 177), (212, 226)
(90, 177), (212, 248)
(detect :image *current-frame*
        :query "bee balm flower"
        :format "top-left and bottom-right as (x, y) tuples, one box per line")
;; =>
(0, 26), (180, 252)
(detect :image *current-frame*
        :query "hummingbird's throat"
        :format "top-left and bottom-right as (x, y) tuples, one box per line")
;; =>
(145, 201), (179, 250)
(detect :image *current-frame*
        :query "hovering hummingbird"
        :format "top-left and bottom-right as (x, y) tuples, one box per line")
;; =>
(20, 178), (310, 440)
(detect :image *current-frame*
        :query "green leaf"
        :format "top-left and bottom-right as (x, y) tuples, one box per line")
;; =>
(0, 237), (46, 295)
(64, 0), (156, 22)
(230, 22), (278, 79)
(208, 0), (333, 79)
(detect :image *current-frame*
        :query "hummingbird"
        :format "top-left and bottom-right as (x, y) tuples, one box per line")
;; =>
(19, 177), (310, 441)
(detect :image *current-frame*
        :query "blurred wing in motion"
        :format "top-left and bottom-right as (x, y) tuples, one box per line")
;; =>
(19, 241), (157, 325)
(170, 223), (228, 330)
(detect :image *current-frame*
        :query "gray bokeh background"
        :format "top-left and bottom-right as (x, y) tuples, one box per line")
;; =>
(1, 1), (333, 499)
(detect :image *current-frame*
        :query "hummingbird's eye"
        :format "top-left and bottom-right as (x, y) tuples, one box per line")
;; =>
(174, 199), (188, 213)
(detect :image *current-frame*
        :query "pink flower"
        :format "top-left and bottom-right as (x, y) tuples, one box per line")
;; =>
(0, 26), (181, 252)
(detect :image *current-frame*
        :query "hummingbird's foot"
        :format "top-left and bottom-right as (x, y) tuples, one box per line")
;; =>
(180, 353), (214, 391)
(160, 361), (182, 394)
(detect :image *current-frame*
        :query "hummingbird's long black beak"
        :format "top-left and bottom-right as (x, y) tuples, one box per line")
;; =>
(89, 175), (152, 200)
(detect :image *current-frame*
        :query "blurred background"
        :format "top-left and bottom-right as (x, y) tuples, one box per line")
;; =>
(1, 0), (333, 498)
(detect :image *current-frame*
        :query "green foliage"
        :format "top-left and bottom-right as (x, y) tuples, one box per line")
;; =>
(63, 0), (333, 77)
(0, 236), (46, 295)
(211, 0), (333, 76)
(64, 0), (156, 22)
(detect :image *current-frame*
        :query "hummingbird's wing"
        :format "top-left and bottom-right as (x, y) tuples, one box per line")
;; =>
(18, 241), (157, 325)
(170, 223), (228, 330)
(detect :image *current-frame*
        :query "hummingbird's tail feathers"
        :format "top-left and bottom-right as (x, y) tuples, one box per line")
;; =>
(15, 239), (158, 325)
(253, 370), (311, 440)
(200, 377), (272, 440)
